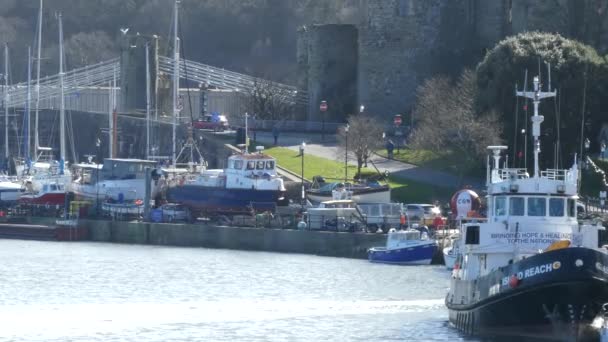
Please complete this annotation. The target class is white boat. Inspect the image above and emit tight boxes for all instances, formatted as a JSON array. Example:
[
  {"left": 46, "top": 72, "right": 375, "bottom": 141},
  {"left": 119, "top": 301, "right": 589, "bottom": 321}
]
[
  {"left": 70, "top": 158, "right": 159, "bottom": 202},
  {"left": 446, "top": 74, "right": 608, "bottom": 340},
  {"left": 306, "top": 177, "right": 391, "bottom": 204},
  {"left": 0, "top": 179, "right": 24, "bottom": 203}
]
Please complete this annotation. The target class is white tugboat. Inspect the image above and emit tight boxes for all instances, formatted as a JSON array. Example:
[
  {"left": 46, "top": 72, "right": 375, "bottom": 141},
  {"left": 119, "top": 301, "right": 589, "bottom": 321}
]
[{"left": 446, "top": 74, "right": 608, "bottom": 340}]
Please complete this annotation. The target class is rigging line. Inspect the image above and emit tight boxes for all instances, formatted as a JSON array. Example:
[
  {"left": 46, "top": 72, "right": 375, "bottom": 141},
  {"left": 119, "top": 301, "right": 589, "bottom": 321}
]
[
  {"left": 553, "top": 86, "right": 560, "bottom": 169},
  {"left": 513, "top": 84, "right": 520, "bottom": 167},
  {"left": 66, "top": 109, "right": 77, "bottom": 163},
  {"left": 178, "top": 13, "right": 195, "bottom": 125}
]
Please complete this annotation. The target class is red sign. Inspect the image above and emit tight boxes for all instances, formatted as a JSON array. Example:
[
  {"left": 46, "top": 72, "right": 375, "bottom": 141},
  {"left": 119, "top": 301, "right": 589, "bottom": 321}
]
[
  {"left": 394, "top": 114, "right": 402, "bottom": 126},
  {"left": 320, "top": 101, "right": 328, "bottom": 112}
]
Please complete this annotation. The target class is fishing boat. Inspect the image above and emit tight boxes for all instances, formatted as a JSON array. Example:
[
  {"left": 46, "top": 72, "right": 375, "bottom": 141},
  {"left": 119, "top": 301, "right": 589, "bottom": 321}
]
[
  {"left": 19, "top": 181, "right": 66, "bottom": 206},
  {"left": 306, "top": 176, "right": 390, "bottom": 204},
  {"left": 368, "top": 228, "right": 438, "bottom": 265},
  {"left": 446, "top": 75, "right": 608, "bottom": 340},
  {"left": 166, "top": 147, "right": 285, "bottom": 215},
  {"left": 70, "top": 158, "right": 159, "bottom": 202}
]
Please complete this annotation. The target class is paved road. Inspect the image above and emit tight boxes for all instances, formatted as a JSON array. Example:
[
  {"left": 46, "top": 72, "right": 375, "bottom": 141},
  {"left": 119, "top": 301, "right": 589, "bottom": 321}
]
[{"left": 250, "top": 131, "right": 483, "bottom": 190}]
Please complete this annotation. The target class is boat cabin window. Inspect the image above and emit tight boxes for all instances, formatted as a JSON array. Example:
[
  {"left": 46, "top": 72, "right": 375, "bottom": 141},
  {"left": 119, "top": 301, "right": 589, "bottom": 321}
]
[
  {"left": 568, "top": 199, "right": 576, "bottom": 217},
  {"left": 246, "top": 161, "right": 255, "bottom": 170},
  {"left": 527, "top": 197, "right": 546, "bottom": 217},
  {"left": 256, "top": 161, "right": 265, "bottom": 170},
  {"left": 494, "top": 196, "right": 506, "bottom": 216},
  {"left": 549, "top": 198, "right": 565, "bottom": 217},
  {"left": 234, "top": 160, "right": 243, "bottom": 170},
  {"left": 509, "top": 197, "right": 524, "bottom": 216},
  {"left": 228, "top": 160, "right": 235, "bottom": 169},
  {"left": 265, "top": 161, "right": 275, "bottom": 170},
  {"left": 465, "top": 225, "right": 480, "bottom": 245},
  {"left": 50, "top": 184, "right": 57, "bottom": 191}
]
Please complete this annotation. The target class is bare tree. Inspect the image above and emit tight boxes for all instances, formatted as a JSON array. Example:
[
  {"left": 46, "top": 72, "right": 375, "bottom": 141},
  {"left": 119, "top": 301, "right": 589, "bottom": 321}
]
[
  {"left": 410, "top": 69, "right": 503, "bottom": 179},
  {"left": 338, "top": 113, "right": 384, "bottom": 178},
  {"left": 249, "top": 78, "right": 297, "bottom": 120}
]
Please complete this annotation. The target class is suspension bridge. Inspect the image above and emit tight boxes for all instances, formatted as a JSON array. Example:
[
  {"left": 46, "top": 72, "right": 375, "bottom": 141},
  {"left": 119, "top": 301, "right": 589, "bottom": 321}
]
[{"left": 3, "top": 54, "right": 308, "bottom": 116}]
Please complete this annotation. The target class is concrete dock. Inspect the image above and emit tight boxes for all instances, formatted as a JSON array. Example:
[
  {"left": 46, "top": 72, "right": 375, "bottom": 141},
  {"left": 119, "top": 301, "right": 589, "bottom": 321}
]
[{"left": 25, "top": 217, "right": 387, "bottom": 259}]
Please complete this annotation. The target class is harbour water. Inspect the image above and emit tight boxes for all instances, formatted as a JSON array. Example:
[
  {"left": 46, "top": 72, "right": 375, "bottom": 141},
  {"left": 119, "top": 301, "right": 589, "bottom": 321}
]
[{"left": 0, "top": 240, "right": 474, "bottom": 341}]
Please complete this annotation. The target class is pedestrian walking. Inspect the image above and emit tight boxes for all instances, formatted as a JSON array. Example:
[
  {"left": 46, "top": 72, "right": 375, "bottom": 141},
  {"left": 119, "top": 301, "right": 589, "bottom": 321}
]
[
  {"left": 272, "top": 125, "right": 280, "bottom": 145},
  {"left": 386, "top": 140, "right": 395, "bottom": 160}
]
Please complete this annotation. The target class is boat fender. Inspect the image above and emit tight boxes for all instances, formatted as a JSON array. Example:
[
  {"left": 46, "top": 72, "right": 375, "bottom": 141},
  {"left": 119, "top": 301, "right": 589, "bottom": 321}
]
[{"left": 508, "top": 275, "right": 519, "bottom": 288}]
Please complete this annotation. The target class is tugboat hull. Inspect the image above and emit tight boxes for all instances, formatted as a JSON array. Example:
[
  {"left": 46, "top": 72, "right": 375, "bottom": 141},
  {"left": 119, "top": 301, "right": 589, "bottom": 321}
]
[{"left": 447, "top": 248, "right": 608, "bottom": 340}]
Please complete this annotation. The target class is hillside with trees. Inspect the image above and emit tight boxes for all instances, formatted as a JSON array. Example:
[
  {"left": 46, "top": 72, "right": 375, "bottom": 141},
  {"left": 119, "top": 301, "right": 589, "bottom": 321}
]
[{"left": 0, "top": 0, "right": 359, "bottom": 83}]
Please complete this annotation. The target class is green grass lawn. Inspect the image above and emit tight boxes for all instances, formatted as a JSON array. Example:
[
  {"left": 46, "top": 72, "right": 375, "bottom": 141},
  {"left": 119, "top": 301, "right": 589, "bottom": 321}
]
[
  {"left": 263, "top": 145, "right": 455, "bottom": 203},
  {"left": 376, "top": 147, "right": 485, "bottom": 178}
]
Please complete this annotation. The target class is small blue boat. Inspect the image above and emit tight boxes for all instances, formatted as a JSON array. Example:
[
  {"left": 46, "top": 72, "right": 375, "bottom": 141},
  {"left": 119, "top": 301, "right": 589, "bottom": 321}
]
[{"left": 368, "top": 229, "right": 438, "bottom": 265}]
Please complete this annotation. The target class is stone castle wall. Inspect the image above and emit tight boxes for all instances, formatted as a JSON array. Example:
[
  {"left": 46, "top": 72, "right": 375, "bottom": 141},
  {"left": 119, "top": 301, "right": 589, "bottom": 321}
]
[{"left": 299, "top": 0, "right": 608, "bottom": 121}]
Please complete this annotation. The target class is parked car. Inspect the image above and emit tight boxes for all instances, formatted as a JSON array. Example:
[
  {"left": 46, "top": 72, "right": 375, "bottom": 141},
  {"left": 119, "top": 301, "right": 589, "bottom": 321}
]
[
  {"left": 404, "top": 204, "right": 441, "bottom": 225},
  {"left": 192, "top": 114, "right": 229, "bottom": 131},
  {"left": 160, "top": 203, "right": 190, "bottom": 222}
]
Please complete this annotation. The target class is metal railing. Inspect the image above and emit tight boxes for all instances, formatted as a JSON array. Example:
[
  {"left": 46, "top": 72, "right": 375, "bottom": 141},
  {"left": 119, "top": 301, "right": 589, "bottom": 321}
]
[
  {"left": 498, "top": 168, "right": 529, "bottom": 180},
  {"left": 158, "top": 56, "right": 308, "bottom": 105}
]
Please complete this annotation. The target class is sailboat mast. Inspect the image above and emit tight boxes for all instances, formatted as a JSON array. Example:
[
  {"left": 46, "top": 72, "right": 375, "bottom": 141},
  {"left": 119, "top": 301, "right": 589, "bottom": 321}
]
[
  {"left": 3, "top": 44, "right": 8, "bottom": 159},
  {"left": 34, "top": 0, "right": 42, "bottom": 153},
  {"left": 58, "top": 13, "right": 66, "bottom": 165},
  {"left": 145, "top": 42, "right": 151, "bottom": 160},
  {"left": 108, "top": 79, "right": 113, "bottom": 158},
  {"left": 172, "top": 0, "right": 180, "bottom": 167},
  {"left": 26, "top": 46, "right": 31, "bottom": 162}
]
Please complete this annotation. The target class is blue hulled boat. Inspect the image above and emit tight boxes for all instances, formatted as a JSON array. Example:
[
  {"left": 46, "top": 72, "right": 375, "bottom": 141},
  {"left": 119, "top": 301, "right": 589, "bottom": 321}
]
[
  {"left": 166, "top": 149, "right": 286, "bottom": 215},
  {"left": 368, "top": 229, "right": 438, "bottom": 265}
]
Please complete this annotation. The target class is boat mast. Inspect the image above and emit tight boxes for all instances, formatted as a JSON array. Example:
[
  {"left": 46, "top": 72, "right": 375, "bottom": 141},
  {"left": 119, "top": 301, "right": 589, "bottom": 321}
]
[
  {"left": 3, "top": 44, "right": 8, "bottom": 159},
  {"left": 516, "top": 72, "right": 556, "bottom": 178},
  {"left": 26, "top": 46, "right": 31, "bottom": 163},
  {"left": 108, "top": 81, "right": 112, "bottom": 158},
  {"left": 112, "top": 66, "right": 117, "bottom": 158},
  {"left": 172, "top": 0, "right": 180, "bottom": 167},
  {"left": 145, "top": 42, "right": 151, "bottom": 160},
  {"left": 34, "top": 0, "right": 43, "bottom": 155},
  {"left": 58, "top": 13, "right": 66, "bottom": 170}
]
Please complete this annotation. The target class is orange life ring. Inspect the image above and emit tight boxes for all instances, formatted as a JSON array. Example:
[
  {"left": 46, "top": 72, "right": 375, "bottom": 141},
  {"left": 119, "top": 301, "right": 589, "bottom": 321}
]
[{"left": 135, "top": 199, "right": 143, "bottom": 206}]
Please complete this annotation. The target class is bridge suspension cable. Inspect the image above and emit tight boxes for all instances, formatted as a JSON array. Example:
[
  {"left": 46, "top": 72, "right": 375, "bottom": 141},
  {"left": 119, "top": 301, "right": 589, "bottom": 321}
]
[
  {"left": 157, "top": 55, "right": 308, "bottom": 105},
  {"left": 5, "top": 58, "right": 120, "bottom": 108}
]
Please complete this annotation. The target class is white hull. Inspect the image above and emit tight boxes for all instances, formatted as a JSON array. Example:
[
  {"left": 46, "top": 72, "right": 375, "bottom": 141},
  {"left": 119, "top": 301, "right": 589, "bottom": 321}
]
[
  {"left": 0, "top": 181, "right": 24, "bottom": 202},
  {"left": 307, "top": 190, "right": 390, "bottom": 204},
  {"left": 69, "top": 179, "right": 158, "bottom": 201}
]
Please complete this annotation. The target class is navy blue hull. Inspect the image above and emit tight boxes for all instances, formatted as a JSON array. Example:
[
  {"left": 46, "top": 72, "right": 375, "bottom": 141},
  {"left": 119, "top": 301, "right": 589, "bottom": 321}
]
[
  {"left": 447, "top": 247, "right": 608, "bottom": 340},
  {"left": 166, "top": 185, "right": 283, "bottom": 214},
  {"left": 368, "top": 242, "right": 437, "bottom": 265}
]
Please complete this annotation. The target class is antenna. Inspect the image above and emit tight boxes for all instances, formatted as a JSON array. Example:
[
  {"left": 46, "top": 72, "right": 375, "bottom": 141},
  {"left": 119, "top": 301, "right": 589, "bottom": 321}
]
[
  {"left": 515, "top": 63, "right": 557, "bottom": 179},
  {"left": 522, "top": 69, "right": 528, "bottom": 170}
]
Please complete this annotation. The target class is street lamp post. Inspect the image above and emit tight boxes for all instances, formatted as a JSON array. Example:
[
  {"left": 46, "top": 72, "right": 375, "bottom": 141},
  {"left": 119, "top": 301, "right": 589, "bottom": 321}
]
[
  {"left": 300, "top": 142, "right": 306, "bottom": 211},
  {"left": 344, "top": 124, "right": 349, "bottom": 183},
  {"left": 320, "top": 100, "right": 327, "bottom": 142}
]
